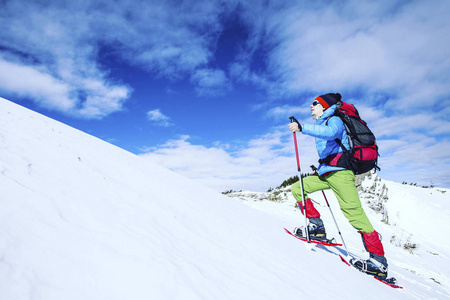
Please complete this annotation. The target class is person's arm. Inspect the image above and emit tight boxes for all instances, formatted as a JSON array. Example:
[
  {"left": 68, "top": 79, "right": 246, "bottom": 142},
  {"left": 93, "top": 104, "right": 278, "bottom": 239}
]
[{"left": 302, "top": 117, "right": 343, "bottom": 140}]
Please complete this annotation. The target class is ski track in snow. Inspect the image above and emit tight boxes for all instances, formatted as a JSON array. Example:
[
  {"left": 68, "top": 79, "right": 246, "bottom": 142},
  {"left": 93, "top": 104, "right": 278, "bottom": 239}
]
[{"left": 1, "top": 97, "right": 450, "bottom": 299}]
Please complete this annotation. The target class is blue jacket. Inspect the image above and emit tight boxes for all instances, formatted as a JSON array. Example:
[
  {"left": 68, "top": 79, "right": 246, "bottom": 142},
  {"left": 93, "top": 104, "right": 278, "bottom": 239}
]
[{"left": 301, "top": 105, "right": 350, "bottom": 176}]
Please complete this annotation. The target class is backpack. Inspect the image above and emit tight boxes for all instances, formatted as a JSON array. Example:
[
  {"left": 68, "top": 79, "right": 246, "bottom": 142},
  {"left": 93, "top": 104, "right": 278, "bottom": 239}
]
[{"left": 319, "top": 101, "right": 380, "bottom": 174}]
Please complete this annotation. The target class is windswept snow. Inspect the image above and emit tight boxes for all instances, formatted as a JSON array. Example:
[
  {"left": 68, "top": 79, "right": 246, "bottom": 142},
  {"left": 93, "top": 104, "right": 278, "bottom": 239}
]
[{"left": 1, "top": 97, "right": 449, "bottom": 299}]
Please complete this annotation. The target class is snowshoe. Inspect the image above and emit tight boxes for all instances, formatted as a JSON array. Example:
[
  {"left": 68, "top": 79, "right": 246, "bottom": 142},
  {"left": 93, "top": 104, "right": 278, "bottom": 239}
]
[
  {"left": 285, "top": 228, "right": 342, "bottom": 247},
  {"left": 350, "top": 257, "right": 388, "bottom": 280},
  {"left": 293, "top": 223, "right": 327, "bottom": 242}
]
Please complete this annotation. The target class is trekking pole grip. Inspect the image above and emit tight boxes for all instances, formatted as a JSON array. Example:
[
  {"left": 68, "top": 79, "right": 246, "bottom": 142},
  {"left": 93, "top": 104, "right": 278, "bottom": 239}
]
[{"left": 289, "top": 116, "right": 300, "bottom": 126}]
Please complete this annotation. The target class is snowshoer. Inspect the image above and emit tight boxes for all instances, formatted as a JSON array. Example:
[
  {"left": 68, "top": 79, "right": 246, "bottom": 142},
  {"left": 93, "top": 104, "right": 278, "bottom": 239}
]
[{"left": 288, "top": 93, "right": 388, "bottom": 279}]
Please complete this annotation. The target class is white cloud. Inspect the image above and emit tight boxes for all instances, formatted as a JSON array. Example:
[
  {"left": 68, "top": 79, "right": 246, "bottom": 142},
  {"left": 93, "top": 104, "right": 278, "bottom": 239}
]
[
  {"left": 141, "top": 99, "right": 450, "bottom": 191},
  {"left": 264, "top": 105, "right": 311, "bottom": 121},
  {"left": 0, "top": 0, "right": 227, "bottom": 117},
  {"left": 94, "top": 0, "right": 228, "bottom": 79},
  {"left": 0, "top": 0, "right": 133, "bottom": 119},
  {"left": 141, "top": 120, "right": 450, "bottom": 191},
  {"left": 377, "top": 137, "right": 450, "bottom": 188},
  {"left": 0, "top": 57, "right": 73, "bottom": 111},
  {"left": 349, "top": 105, "right": 450, "bottom": 188},
  {"left": 237, "top": 1, "right": 450, "bottom": 111},
  {"left": 140, "top": 132, "right": 318, "bottom": 192},
  {"left": 4, "top": 0, "right": 447, "bottom": 116},
  {"left": 147, "top": 109, "right": 173, "bottom": 127},
  {"left": 191, "top": 68, "right": 231, "bottom": 97}
]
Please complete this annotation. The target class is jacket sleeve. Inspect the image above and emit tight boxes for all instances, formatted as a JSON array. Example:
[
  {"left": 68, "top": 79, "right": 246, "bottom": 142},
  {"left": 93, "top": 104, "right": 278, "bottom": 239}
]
[{"left": 301, "top": 117, "right": 344, "bottom": 140}]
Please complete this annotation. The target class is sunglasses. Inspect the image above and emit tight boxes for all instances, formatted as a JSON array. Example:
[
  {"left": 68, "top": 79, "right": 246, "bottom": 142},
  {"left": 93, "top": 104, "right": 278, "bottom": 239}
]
[{"left": 312, "top": 101, "right": 321, "bottom": 106}]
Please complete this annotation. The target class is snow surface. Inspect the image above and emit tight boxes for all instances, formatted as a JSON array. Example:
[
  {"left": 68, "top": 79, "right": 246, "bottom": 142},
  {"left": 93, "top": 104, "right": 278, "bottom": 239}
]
[{"left": 1, "top": 97, "right": 449, "bottom": 299}]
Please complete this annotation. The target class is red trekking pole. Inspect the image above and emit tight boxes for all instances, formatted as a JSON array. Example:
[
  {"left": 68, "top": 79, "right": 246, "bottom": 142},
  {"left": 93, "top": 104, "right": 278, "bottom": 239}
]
[{"left": 289, "top": 116, "right": 310, "bottom": 243}]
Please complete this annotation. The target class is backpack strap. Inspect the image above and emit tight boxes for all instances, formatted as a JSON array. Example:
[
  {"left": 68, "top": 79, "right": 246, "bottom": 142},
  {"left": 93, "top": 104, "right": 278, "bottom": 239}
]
[
  {"left": 318, "top": 157, "right": 330, "bottom": 165},
  {"left": 320, "top": 115, "right": 349, "bottom": 165},
  {"left": 324, "top": 115, "right": 349, "bottom": 152},
  {"left": 318, "top": 138, "right": 349, "bottom": 165},
  {"left": 325, "top": 115, "right": 336, "bottom": 126},
  {"left": 334, "top": 138, "right": 349, "bottom": 152}
]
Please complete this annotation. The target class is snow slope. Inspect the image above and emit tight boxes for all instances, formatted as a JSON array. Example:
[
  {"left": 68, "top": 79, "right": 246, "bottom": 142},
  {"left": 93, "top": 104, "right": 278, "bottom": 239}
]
[
  {"left": 229, "top": 177, "right": 450, "bottom": 299},
  {"left": 0, "top": 97, "right": 448, "bottom": 299}
]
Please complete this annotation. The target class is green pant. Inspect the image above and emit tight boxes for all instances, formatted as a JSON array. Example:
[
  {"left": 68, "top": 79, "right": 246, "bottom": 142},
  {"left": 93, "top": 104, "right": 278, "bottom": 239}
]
[{"left": 291, "top": 170, "right": 374, "bottom": 233}]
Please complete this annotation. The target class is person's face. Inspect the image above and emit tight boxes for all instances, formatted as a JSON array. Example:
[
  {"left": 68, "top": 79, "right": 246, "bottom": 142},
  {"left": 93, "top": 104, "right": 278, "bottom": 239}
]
[{"left": 311, "top": 100, "right": 325, "bottom": 119}]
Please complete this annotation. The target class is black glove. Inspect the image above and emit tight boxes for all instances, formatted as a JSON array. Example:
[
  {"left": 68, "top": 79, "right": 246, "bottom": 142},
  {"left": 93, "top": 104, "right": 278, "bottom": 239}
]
[{"left": 289, "top": 116, "right": 302, "bottom": 132}]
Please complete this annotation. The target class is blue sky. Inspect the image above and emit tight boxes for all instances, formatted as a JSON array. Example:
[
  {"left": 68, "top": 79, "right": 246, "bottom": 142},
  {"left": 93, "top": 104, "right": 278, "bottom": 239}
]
[{"left": 1, "top": 0, "right": 449, "bottom": 191}]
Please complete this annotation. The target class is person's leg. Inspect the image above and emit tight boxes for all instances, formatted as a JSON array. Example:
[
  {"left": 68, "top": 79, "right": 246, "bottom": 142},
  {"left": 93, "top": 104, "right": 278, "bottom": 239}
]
[
  {"left": 291, "top": 175, "right": 329, "bottom": 218},
  {"left": 325, "top": 170, "right": 374, "bottom": 232},
  {"left": 361, "top": 231, "right": 387, "bottom": 266},
  {"left": 326, "top": 170, "right": 388, "bottom": 272},
  {"left": 291, "top": 175, "right": 330, "bottom": 238}
]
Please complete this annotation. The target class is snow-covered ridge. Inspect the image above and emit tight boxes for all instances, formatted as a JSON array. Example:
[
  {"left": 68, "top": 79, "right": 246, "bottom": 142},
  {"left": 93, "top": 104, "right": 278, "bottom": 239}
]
[{"left": 1, "top": 97, "right": 449, "bottom": 299}]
